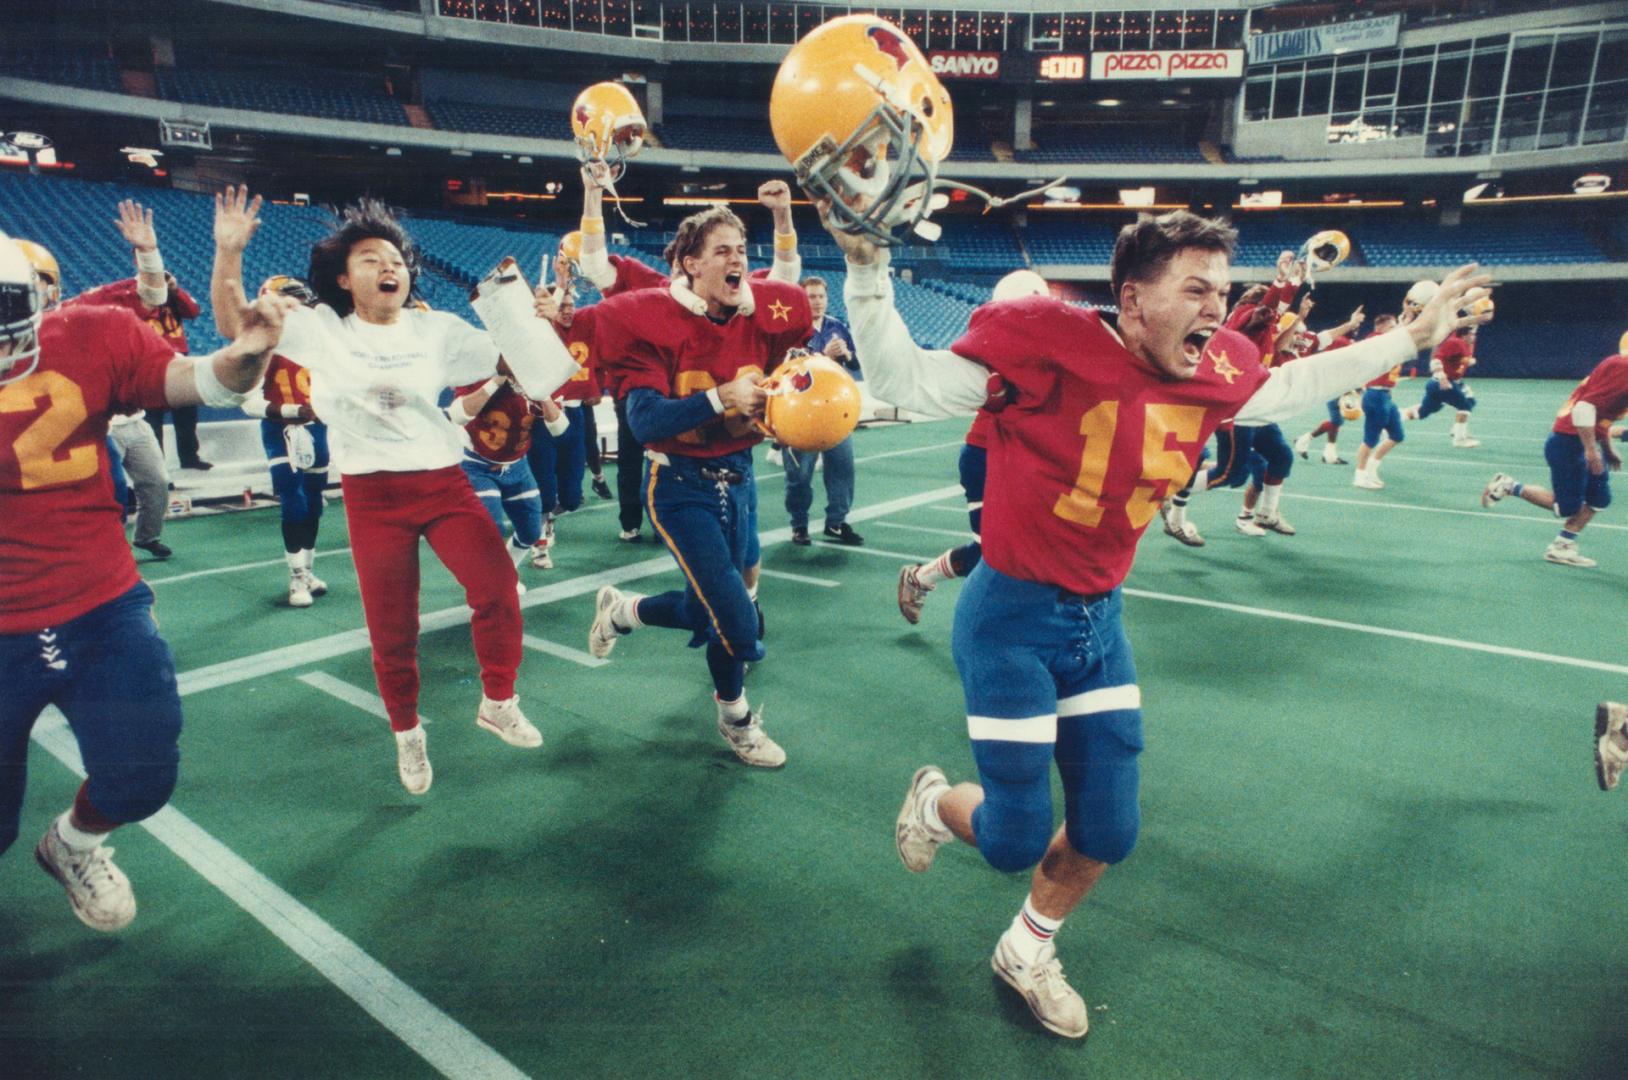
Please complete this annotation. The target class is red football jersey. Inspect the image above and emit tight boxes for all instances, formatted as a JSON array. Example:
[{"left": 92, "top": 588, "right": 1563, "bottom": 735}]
[
  {"left": 0, "top": 305, "right": 176, "bottom": 632},
  {"left": 71, "top": 279, "right": 200, "bottom": 354},
  {"left": 1434, "top": 334, "right": 1473, "bottom": 381},
  {"left": 457, "top": 381, "right": 541, "bottom": 464},
  {"left": 952, "top": 299, "right": 1269, "bottom": 595},
  {"left": 1554, "top": 354, "right": 1628, "bottom": 437},
  {"left": 593, "top": 279, "right": 813, "bottom": 458},
  {"left": 554, "top": 305, "right": 601, "bottom": 404},
  {"left": 603, "top": 254, "right": 668, "bottom": 298},
  {"left": 262, "top": 355, "right": 313, "bottom": 410},
  {"left": 966, "top": 408, "right": 994, "bottom": 449}
]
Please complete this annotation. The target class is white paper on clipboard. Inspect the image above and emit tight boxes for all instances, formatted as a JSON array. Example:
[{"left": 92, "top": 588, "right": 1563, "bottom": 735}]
[{"left": 470, "top": 257, "right": 578, "bottom": 400}]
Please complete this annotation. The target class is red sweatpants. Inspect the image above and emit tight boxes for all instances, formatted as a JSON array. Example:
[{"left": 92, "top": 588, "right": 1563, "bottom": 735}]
[{"left": 340, "top": 466, "right": 521, "bottom": 731}]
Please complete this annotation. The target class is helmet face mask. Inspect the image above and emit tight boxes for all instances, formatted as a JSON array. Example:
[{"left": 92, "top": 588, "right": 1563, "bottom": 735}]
[
  {"left": 259, "top": 274, "right": 318, "bottom": 307},
  {"left": 571, "top": 83, "right": 646, "bottom": 183},
  {"left": 0, "top": 235, "right": 43, "bottom": 385}
]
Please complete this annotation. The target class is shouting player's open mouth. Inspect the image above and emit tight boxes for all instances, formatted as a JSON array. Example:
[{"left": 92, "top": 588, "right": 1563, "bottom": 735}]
[
  {"left": 1182, "top": 326, "right": 1216, "bottom": 365},
  {"left": 723, "top": 270, "right": 743, "bottom": 292},
  {"left": 378, "top": 276, "right": 401, "bottom": 294}
]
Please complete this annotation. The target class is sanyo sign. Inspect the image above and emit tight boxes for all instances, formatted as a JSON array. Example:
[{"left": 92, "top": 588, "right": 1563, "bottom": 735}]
[{"left": 928, "top": 51, "right": 1002, "bottom": 80}]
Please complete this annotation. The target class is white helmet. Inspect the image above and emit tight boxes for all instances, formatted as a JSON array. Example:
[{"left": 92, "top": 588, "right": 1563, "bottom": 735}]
[
  {"left": 1404, "top": 279, "right": 1439, "bottom": 311},
  {"left": 0, "top": 230, "right": 43, "bottom": 385},
  {"left": 992, "top": 269, "right": 1048, "bottom": 302}
]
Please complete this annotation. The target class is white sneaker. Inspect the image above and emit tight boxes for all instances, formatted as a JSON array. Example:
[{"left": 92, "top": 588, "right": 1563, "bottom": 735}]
[
  {"left": 1452, "top": 436, "right": 1482, "bottom": 449},
  {"left": 1322, "top": 445, "right": 1347, "bottom": 465},
  {"left": 991, "top": 935, "right": 1089, "bottom": 1039},
  {"left": 477, "top": 695, "right": 542, "bottom": 748},
  {"left": 302, "top": 567, "right": 328, "bottom": 596},
  {"left": 1402, "top": 406, "right": 1420, "bottom": 421},
  {"left": 1293, "top": 432, "right": 1312, "bottom": 459},
  {"left": 1596, "top": 702, "right": 1628, "bottom": 792},
  {"left": 766, "top": 445, "right": 784, "bottom": 467},
  {"left": 395, "top": 726, "right": 432, "bottom": 795},
  {"left": 288, "top": 572, "right": 313, "bottom": 608},
  {"left": 1544, "top": 539, "right": 1597, "bottom": 568},
  {"left": 895, "top": 765, "right": 952, "bottom": 872},
  {"left": 897, "top": 564, "right": 934, "bottom": 625},
  {"left": 1353, "top": 471, "right": 1384, "bottom": 490},
  {"left": 1481, "top": 472, "right": 1515, "bottom": 507},
  {"left": 1234, "top": 514, "right": 1266, "bottom": 536},
  {"left": 588, "top": 585, "right": 638, "bottom": 659},
  {"left": 618, "top": 529, "right": 640, "bottom": 542},
  {"left": 717, "top": 704, "right": 786, "bottom": 768},
  {"left": 35, "top": 822, "right": 136, "bottom": 932},
  {"left": 1159, "top": 503, "right": 1205, "bottom": 547},
  {"left": 1255, "top": 513, "right": 1296, "bottom": 536},
  {"left": 531, "top": 540, "right": 553, "bottom": 570}
]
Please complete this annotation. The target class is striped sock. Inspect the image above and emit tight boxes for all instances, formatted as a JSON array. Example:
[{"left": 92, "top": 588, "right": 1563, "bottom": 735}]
[
  {"left": 1559, "top": 529, "right": 1579, "bottom": 542},
  {"left": 915, "top": 550, "right": 958, "bottom": 587},
  {"left": 1511, "top": 482, "right": 1524, "bottom": 497},
  {"left": 1005, "top": 895, "right": 1062, "bottom": 965}
]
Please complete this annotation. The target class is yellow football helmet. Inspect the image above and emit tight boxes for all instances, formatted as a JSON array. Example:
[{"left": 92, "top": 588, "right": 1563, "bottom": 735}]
[
  {"left": 571, "top": 82, "right": 646, "bottom": 179},
  {"left": 1404, "top": 279, "right": 1439, "bottom": 313},
  {"left": 770, "top": 14, "right": 954, "bottom": 246},
  {"left": 558, "top": 230, "right": 584, "bottom": 274},
  {"left": 1619, "top": 329, "right": 1628, "bottom": 356},
  {"left": 760, "top": 351, "right": 861, "bottom": 452},
  {"left": 1339, "top": 390, "right": 1363, "bottom": 422},
  {"left": 1299, "top": 229, "right": 1351, "bottom": 273},
  {"left": 1464, "top": 295, "right": 1494, "bottom": 320},
  {"left": 14, "top": 238, "right": 59, "bottom": 308},
  {"left": 258, "top": 274, "right": 318, "bottom": 307},
  {"left": 0, "top": 231, "right": 44, "bottom": 385}
]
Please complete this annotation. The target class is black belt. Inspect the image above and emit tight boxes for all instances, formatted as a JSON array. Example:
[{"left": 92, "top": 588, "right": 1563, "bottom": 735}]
[{"left": 700, "top": 466, "right": 745, "bottom": 485}]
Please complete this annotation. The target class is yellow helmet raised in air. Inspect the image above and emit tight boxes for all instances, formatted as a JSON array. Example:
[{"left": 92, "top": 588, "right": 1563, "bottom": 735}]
[
  {"left": 1300, "top": 229, "right": 1351, "bottom": 273},
  {"left": 770, "top": 14, "right": 954, "bottom": 246},
  {"left": 571, "top": 82, "right": 646, "bottom": 180}
]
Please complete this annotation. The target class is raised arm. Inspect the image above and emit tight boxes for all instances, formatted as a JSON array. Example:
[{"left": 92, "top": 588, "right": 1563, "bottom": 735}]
[
  {"left": 1238, "top": 264, "right": 1491, "bottom": 423},
  {"left": 115, "top": 200, "right": 168, "bottom": 310},
  {"left": 211, "top": 185, "right": 263, "bottom": 338},
  {"left": 165, "top": 292, "right": 293, "bottom": 408},
  {"left": 576, "top": 162, "right": 620, "bottom": 291},
  {"left": 758, "top": 180, "right": 802, "bottom": 285}
]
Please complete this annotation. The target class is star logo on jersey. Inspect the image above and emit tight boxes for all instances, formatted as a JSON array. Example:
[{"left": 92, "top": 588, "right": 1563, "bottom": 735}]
[
  {"left": 767, "top": 299, "right": 791, "bottom": 322},
  {"left": 1210, "top": 349, "right": 1240, "bottom": 385}
]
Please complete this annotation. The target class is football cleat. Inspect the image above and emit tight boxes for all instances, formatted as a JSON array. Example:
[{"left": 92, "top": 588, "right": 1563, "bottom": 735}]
[
  {"left": 897, "top": 564, "right": 935, "bottom": 625},
  {"left": 991, "top": 936, "right": 1089, "bottom": 1039},
  {"left": 531, "top": 540, "right": 553, "bottom": 569},
  {"left": 395, "top": 726, "right": 432, "bottom": 795},
  {"left": 1353, "top": 471, "right": 1384, "bottom": 490},
  {"left": 1159, "top": 503, "right": 1205, "bottom": 547},
  {"left": 618, "top": 529, "right": 641, "bottom": 543},
  {"left": 716, "top": 704, "right": 786, "bottom": 768},
  {"left": 1254, "top": 513, "right": 1296, "bottom": 536},
  {"left": 302, "top": 566, "right": 328, "bottom": 596},
  {"left": 34, "top": 822, "right": 136, "bottom": 933},
  {"left": 588, "top": 585, "right": 637, "bottom": 659},
  {"left": 1543, "top": 539, "right": 1597, "bottom": 568},
  {"left": 1452, "top": 436, "right": 1481, "bottom": 449},
  {"left": 1481, "top": 473, "right": 1515, "bottom": 507},
  {"left": 895, "top": 765, "right": 952, "bottom": 872},
  {"left": 477, "top": 695, "right": 542, "bottom": 748},
  {"left": 1234, "top": 514, "right": 1266, "bottom": 537},
  {"left": 1322, "top": 445, "right": 1347, "bottom": 465},
  {"left": 1292, "top": 432, "right": 1312, "bottom": 459},
  {"left": 1402, "top": 406, "right": 1420, "bottom": 421},
  {"left": 288, "top": 572, "right": 313, "bottom": 609},
  {"left": 1596, "top": 702, "right": 1628, "bottom": 792}
]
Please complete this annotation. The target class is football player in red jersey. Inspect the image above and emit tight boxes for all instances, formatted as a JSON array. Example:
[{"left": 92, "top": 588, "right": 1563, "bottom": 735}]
[
  {"left": 586, "top": 205, "right": 812, "bottom": 767},
  {"left": 825, "top": 206, "right": 1488, "bottom": 1038},
  {"left": 1403, "top": 325, "right": 1480, "bottom": 447},
  {"left": 1480, "top": 350, "right": 1628, "bottom": 567},
  {"left": 0, "top": 230, "right": 290, "bottom": 933}
]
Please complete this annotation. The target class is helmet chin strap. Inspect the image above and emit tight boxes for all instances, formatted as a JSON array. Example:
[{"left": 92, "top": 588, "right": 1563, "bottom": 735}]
[{"left": 933, "top": 175, "right": 1071, "bottom": 213}]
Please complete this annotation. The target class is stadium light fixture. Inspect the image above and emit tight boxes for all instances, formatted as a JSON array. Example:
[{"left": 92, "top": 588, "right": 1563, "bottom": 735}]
[
  {"left": 385, "top": 147, "right": 403, "bottom": 157},
  {"left": 1097, "top": 99, "right": 1122, "bottom": 107},
  {"left": 1119, "top": 187, "right": 1156, "bottom": 207}
]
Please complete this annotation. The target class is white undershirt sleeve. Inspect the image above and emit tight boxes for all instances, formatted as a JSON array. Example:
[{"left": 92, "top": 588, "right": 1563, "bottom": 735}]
[{"left": 842, "top": 253, "right": 988, "bottom": 417}]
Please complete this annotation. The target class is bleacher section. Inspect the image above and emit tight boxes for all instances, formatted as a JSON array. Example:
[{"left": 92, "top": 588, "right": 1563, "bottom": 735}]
[
  {"left": 1016, "top": 130, "right": 1209, "bottom": 165},
  {"left": 1023, "top": 222, "right": 1118, "bottom": 267},
  {"left": 654, "top": 116, "right": 781, "bottom": 156},
  {"left": 0, "top": 43, "right": 124, "bottom": 94},
  {"left": 422, "top": 100, "right": 574, "bottom": 140},
  {"left": 1356, "top": 219, "right": 1610, "bottom": 267},
  {"left": 156, "top": 60, "right": 408, "bottom": 127}
]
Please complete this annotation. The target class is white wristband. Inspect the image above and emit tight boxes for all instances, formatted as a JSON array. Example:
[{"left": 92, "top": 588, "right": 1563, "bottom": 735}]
[
  {"left": 280, "top": 403, "right": 305, "bottom": 420},
  {"left": 705, "top": 387, "right": 725, "bottom": 414},
  {"left": 192, "top": 353, "right": 248, "bottom": 407},
  {"left": 135, "top": 248, "right": 165, "bottom": 274}
]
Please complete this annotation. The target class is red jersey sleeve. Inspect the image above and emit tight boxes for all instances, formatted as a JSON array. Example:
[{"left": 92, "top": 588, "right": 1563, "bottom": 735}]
[
  {"left": 591, "top": 291, "right": 678, "bottom": 398},
  {"left": 1434, "top": 335, "right": 1472, "bottom": 380},
  {"left": 69, "top": 279, "right": 142, "bottom": 313},
  {"left": 951, "top": 296, "right": 1072, "bottom": 402},
  {"left": 169, "top": 283, "right": 202, "bottom": 320},
  {"left": 605, "top": 254, "right": 669, "bottom": 297},
  {"left": 102, "top": 307, "right": 178, "bottom": 412}
]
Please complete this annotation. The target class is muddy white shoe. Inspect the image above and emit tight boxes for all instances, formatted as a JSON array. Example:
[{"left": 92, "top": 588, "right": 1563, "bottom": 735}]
[
  {"left": 717, "top": 705, "right": 786, "bottom": 768},
  {"left": 1544, "top": 539, "right": 1596, "bottom": 568},
  {"left": 1293, "top": 432, "right": 1312, "bottom": 459},
  {"left": 531, "top": 540, "right": 553, "bottom": 570},
  {"left": 991, "top": 935, "right": 1089, "bottom": 1039},
  {"left": 895, "top": 765, "right": 952, "bottom": 872},
  {"left": 1159, "top": 503, "right": 1205, "bottom": 547},
  {"left": 35, "top": 822, "right": 136, "bottom": 932},
  {"left": 897, "top": 564, "right": 934, "bottom": 625},
  {"left": 302, "top": 567, "right": 328, "bottom": 596},
  {"left": 1353, "top": 471, "right": 1384, "bottom": 490},
  {"left": 1234, "top": 514, "right": 1266, "bottom": 537},
  {"left": 1595, "top": 702, "right": 1628, "bottom": 792},
  {"left": 1255, "top": 513, "right": 1296, "bottom": 536},
  {"left": 1452, "top": 436, "right": 1481, "bottom": 449},
  {"left": 477, "top": 695, "right": 542, "bottom": 748},
  {"left": 1481, "top": 472, "right": 1515, "bottom": 507},
  {"left": 1322, "top": 445, "right": 1347, "bottom": 465},
  {"left": 395, "top": 726, "right": 432, "bottom": 795},
  {"left": 288, "top": 571, "right": 313, "bottom": 608},
  {"left": 589, "top": 585, "right": 638, "bottom": 659}
]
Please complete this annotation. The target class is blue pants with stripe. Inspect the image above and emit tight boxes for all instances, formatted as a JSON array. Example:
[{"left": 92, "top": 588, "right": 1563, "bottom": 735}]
[
  {"left": 1415, "top": 378, "right": 1476, "bottom": 419},
  {"left": 640, "top": 450, "right": 764, "bottom": 702},
  {"left": 0, "top": 583, "right": 182, "bottom": 855},
  {"left": 461, "top": 453, "right": 543, "bottom": 547},
  {"left": 951, "top": 563, "right": 1143, "bottom": 872},
  {"left": 1547, "top": 431, "right": 1613, "bottom": 517},
  {"left": 552, "top": 405, "right": 587, "bottom": 513},
  {"left": 1362, "top": 388, "right": 1405, "bottom": 447},
  {"left": 260, "top": 419, "right": 329, "bottom": 526}
]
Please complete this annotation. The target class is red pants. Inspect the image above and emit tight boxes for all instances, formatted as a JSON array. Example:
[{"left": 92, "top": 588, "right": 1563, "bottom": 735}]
[{"left": 341, "top": 467, "right": 521, "bottom": 731}]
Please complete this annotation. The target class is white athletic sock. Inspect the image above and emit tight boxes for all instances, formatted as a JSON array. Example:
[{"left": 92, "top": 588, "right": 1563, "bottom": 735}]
[
  {"left": 506, "top": 536, "right": 531, "bottom": 569},
  {"left": 916, "top": 550, "right": 957, "bottom": 587},
  {"left": 1452, "top": 420, "right": 1467, "bottom": 440},
  {"left": 1166, "top": 503, "right": 1188, "bottom": 528},
  {"left": 716, "top": 694, "right": 750, "bottom": 724},
  {"left": 56, "top": 810, "right": 105, "bottom": 852},
  {"left": 921, "top": 783, "right": 949, "bottom": 835},
  {"left": 1004, "top": 895, "right": 1062, "bottom": 965},
  {"left": 618, "top": 595, "right": 643, "bottom": 630},
  {"left": 299, "top": 548, "right": 315, "bottom": 572},
  {"left": 746, "top": 583, "right": 758, "bottom": 602},
  {"left": 1259, "top": 484, "right": 1282, "bottom": 518},
  {"left": 284, "top": 551, "right": 303, "bottom": 573}
]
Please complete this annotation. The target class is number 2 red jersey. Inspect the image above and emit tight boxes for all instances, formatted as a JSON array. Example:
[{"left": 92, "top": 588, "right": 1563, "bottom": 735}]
[
  {"left": 593, "top": 279, "right": 812, "bottom": 458},
  {"left": 952, "top": 299, "right": 1269, "bottom": 595},
  {"left": 0, "top": 305, "right": 176, "bottom": 632},
  {"left": 1554, "top": 354, "right": 1628, "bottom": 437},
  {"left": 553, "top": 305, "right": 601, "bottom": 404}
]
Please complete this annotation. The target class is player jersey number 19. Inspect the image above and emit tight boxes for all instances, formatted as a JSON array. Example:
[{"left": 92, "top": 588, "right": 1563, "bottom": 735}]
[
  {"left": 0, "top": 371, "right": 100, "bottom": 490},
  {"left": 1053, "top": 402, "right": 1207, "bottom": 529}
]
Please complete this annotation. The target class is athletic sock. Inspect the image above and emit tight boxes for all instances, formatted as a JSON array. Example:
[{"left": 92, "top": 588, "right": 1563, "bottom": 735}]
[
  {"left": 1004, "top": 895, "right": 1062, "bottom": 965},
  {"left": 1559, "top": 529, "right": 1579, "bottom": 542},
  {"left": 716, "top": 693, "right": 751, "bottom": 726},
  {"left": 55, "top": 810, "right": 106, "bottom": 853},
  {"left": 915, "top": 550, "right": 957, "bottom": 587},
  {"left": 284, "top": 550, "right": 303, "bottom": 573},
  {"left": 1259, "top": 484, "right": 1282, "bottom": 518},
  {"left": 1511, "top": 482, "right": 1525, "bottom": 497}
]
